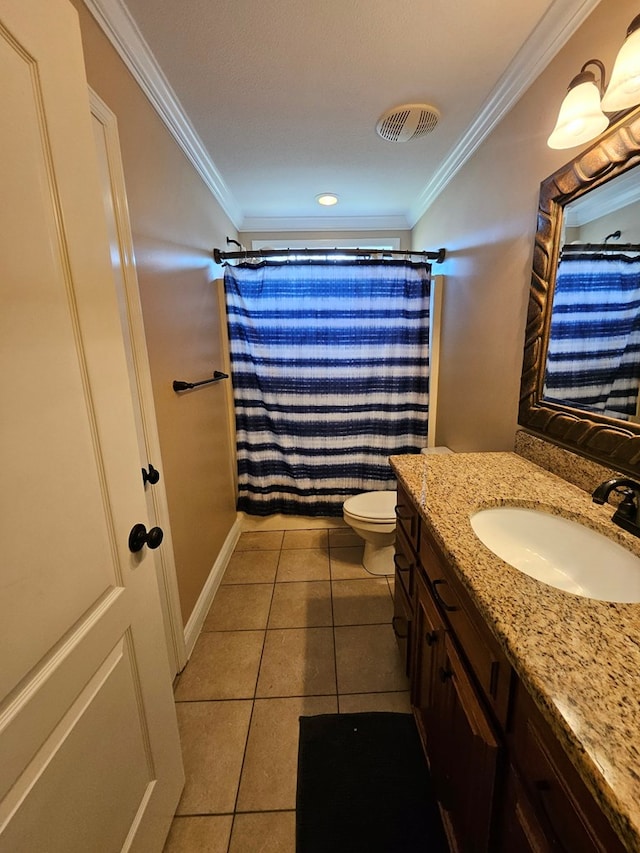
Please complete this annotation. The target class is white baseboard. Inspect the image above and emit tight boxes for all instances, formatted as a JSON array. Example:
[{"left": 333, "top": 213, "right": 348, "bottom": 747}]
[{"left": 183, "top": 516, "right": 243, "bottom": 660}]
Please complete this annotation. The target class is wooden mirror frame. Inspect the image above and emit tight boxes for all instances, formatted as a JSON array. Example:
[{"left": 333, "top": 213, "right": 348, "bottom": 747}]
[{"left": 519, "top": 106, "right": 640, "bottom": 476}]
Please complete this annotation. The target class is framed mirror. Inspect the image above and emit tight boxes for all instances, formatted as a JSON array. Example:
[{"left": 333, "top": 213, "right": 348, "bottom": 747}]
[{"left": 519, "top": 105, "right": 640, "bottom": 476}]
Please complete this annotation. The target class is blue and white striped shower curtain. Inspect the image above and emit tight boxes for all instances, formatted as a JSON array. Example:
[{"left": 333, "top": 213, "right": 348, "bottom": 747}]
[
  {"left": 544, "top": 255, "right": 640, "bottom": 418},
  {"left": 224, "top": 261, "right": 431, "bottom": 515}
]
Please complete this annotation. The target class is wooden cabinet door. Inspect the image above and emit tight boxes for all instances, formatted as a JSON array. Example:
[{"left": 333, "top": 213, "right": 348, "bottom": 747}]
[
  {"left": 498, "top": 764, "right": 553, "bottom": 853},
  {"left": 413, "top": 570, "right": 447, "bottom": 785},
  {"left": 414, "top": 571, "right": 500, "bottom": 851},
  {"left": 510, "top": 685, "right": 626, "bottom": 853},
  {"left": 392, "top": 576, "right": 413, "bottom": 677},
  {"left": 396, "top": 482, "right": 420, "bottom": 550},
  {"left": 438, "top": 635, "right": 501, "bottom": 852}
]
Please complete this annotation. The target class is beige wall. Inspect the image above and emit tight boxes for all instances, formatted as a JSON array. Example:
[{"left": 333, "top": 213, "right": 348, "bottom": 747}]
[
  {"left": 240, "top": 229, "right": 412, "bottom": 250},
  {"left": 71, "top": 0, "right": 238, "bottom": 624},
  {"left": 412, "top": 0, "right": 637, "bottom": 452},
  {"left": 572, "top": 201, "right": 640, "bottom": 244}
]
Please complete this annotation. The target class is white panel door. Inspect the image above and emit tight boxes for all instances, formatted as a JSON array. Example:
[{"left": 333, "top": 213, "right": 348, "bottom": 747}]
[
  {"left": 0, "top": 0, "right": 184, "bottom": 850},
  {"left": 90, "top": 90, "right": 187, "bottom": 678}
]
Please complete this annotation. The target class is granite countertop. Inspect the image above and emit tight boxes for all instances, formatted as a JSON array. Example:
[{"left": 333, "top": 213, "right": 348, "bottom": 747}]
[{"left": 390, "top": 451, "right": 640, "bottom": 853}]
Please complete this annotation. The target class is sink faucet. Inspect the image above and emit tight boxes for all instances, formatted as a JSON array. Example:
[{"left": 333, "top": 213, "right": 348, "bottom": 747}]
[{"left": 592, "top": 477, "right": 640, "bottom": 537}]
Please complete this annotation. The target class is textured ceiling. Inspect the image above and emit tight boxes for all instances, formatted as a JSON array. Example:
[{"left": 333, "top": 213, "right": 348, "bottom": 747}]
[{"left": 108, "top": 0, "right": 599, "bottom": 229}]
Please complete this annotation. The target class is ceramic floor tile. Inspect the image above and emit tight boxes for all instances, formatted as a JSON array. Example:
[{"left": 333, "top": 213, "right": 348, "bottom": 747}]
[
  {"left": 276, "top": 548, "right": 330, "bottom": 582},
  {"left": 338, "top": 691, "right": 412, "bottom": 714},
  {"left": 282, "top": 528, "right": 329, "bottom": 550},
  {"left": 174, "top": 631, "right": 264, "bottom": 700},
  {"left": 328, "top": 527, "right": 361, "bottom": 548},
  {"left": 163, "top": 815, "right": 232, "bottom": 853},
  {"left": 235, "top": 530, "right": 284, "bottom": 551},
  {"left": 228, "top": 811, "right": 295, "bottom": 853},
  {"left": 331, "top": 577, "right": 394, "bottom": 625},
  {"left": 175, "top": 700, "right": 252, "bottom": 815},
  {"left": 222, "top": 550, "right": 279, "bottom": 584},
  {"left": 268, "top": 581, "right": 332, "bottom": 628},
  {"left": 329, "top": 545, "right": 369, "bottom": 580},
  {"left": 203, "top": 583, "right": 273, "bottom": 631},
  {"left": 236, "top": 696, "right": 337, "bottom": 811},
  {"left": 335, "top": 623, "right": 409, "bottom": 694},
  {"left": 256, "top": 627, "right": 336, "bottom": 697}
]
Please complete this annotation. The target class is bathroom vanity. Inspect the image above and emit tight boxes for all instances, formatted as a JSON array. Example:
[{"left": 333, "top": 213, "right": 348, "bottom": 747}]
[{"left": 390, "top": 451, "right": 640, "bottom": 853}]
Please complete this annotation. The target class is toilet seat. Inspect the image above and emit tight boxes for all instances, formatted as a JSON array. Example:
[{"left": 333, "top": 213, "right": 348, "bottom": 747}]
[{"left": 343, "top": 490, "right": 396, "bottom": 523}]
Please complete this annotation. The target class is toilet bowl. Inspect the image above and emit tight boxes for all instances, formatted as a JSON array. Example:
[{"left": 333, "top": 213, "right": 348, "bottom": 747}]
[
  {"left": 342, "top": 450, "right": 453, "bottom": 575},
  {"left": 342, "top": 490, "right": 397, "bottom": 575}
]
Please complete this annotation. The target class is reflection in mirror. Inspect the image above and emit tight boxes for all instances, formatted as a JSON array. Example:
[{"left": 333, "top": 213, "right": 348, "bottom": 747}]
[
  {"left": 542, "top": 169, "right": 640, "bottom": 422},
  {"left": 519, "top": 105, "right": 640, "bottom": 475}
]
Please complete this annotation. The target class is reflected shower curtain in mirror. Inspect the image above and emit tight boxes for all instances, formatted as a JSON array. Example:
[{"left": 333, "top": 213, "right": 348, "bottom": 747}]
[
  {"left": 544, "top": 254, "right": 640, "bottom": 419},
  {"left": 224, "top": 261, "right": 430, "bottom": 515}
]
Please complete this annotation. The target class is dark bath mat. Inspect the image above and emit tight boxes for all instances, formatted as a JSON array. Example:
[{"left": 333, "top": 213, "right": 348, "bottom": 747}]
[{"left": 296, "top": 712, "right": 448, "bottom": 853}]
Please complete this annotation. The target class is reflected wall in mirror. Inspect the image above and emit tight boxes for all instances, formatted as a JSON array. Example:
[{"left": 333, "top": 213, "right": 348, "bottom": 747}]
[{"left": 520, "top": 105, "right": 640, "bottom": 475}]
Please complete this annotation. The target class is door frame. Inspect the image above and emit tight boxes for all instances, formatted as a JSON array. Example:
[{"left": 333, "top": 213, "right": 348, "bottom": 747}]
[{"left": 90, "top": 88, "right": 186, "bottom": 675}]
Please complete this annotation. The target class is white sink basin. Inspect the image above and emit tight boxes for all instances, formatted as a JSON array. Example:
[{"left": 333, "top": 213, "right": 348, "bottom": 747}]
[{"left": 470, "top": 506, "right": 640, "bottom": 602}]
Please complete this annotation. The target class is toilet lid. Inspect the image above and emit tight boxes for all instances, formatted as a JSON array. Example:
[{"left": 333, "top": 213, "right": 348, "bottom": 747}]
[{"left": 344, "top": 490, "right": 397, "bottom": 521}]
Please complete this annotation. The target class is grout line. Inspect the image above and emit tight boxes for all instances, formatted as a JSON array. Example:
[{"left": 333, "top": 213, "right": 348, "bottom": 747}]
[
  {"left": 174, "top": 697, "right": 256, "bottom": 704},
  {"left": 263, "top": 621, "right": 392, "bottom": 631},
  {"left": 229, "top": 573, "right": 277, "bottom": 820},
  {"left": 232, "top": 808, "right": 296, "bottom": 815},
  {"left": 172, "top": 810, "right": 235, "bottom": 817},
  {"left": 329, "top": 558, "right": 340, "bottom": 712},
  {"left": 174, "top": 687, "right": 406, "bottom": 705}
]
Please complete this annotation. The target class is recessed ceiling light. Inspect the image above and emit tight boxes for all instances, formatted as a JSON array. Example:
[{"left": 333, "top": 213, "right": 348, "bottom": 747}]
[{"left": 316, "top": 193, "right": 339, "bottom": 206}]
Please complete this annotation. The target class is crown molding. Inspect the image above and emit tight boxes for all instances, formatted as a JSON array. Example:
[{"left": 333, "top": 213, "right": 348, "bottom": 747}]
[
  {"left": 85, "top": 0, "right": 601, "bottom": 232},
  {"left": 408, "top": 0, "right": 603, "bottom": 227},
  {"left": 564, "top": 167, "right": 640, "bottom": 227},
  {"left": 239, "top": 215, "right": 411, "bottom": 233},
  {"left": 83, "top": 0, "right": 243, "bottom": 228}
]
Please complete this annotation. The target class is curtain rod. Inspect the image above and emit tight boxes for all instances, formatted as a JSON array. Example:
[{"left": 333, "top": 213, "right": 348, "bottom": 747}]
[
  {"left": 563, "top": 242, "right": 640, "bottom": 253},
  {"left": 212, "top": 246, "right": 446, "bottom": 265}
]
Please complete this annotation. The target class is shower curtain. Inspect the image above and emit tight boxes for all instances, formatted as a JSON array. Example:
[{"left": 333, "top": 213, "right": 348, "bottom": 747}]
[
  {"left": 544, "top": 254, "right": 640, "bottom": 418},
  {"left": 224, "top": 261, "right": 431, "bottom": 515}
]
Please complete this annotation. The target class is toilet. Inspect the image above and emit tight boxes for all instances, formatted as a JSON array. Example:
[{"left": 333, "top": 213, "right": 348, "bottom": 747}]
[
  {"left": 342, "top": 490, "right": 397, "bottom": 575},
  {"left": 342, "top": 447, "right": 453, "bottom": 576}
]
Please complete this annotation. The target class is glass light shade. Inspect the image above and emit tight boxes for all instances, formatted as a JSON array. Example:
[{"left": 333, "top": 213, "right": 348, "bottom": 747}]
[
  {"left": 547, "top": 80, "right": 609, "bottom": 149},
  {"left": 601, "top": 26, "right": 640, "bottom": 112}
]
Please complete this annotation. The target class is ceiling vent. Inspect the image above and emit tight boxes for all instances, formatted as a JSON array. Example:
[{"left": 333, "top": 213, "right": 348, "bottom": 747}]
[{"left": 376, "top": 103, "right": 440, "bottom": 143}]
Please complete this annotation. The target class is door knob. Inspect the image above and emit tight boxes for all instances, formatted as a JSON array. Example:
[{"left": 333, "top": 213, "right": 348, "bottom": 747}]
[
  {"left": 128, "top": 523, "right": 164, "bottom": 553},
  {"left": 141, "top": 464, "right": 160, "bottom": 486}
]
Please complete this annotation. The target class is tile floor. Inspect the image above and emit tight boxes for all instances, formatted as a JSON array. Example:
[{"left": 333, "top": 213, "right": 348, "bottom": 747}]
[{"left": 163, "top": 526, "right": 411, "bottom": 852}]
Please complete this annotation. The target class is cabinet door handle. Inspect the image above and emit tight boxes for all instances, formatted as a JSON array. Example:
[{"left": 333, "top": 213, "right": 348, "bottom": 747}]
[
  {"left": 432, "top": 579, "right": 458, "bottom": 612},
  {"left": 395, "top": 504, "right": 409, "bottom": 519},
  {"left": 439, "top": 666, "right": 453, "bottom": 682},
  {"left": 425, "top": 630, "right": 438, "bottom": 646},
  {"left": 394, "top": 553, "right": 410, "bottom": 571},
  {"left": 392, "top": 615, "right": 408, "bottom": 639}
]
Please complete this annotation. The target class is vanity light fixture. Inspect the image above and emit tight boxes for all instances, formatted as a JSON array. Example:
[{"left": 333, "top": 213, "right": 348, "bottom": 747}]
[
  {"left": 547, "top": 60, "right": 609, "bottom": 149},
  {"left": 316, "top": 193, "right": 339, "bottom": 206},
  {"left": 601, "top": 13, "right": 640, "bottom": 112},
  {"left": 548, "top": 14, "right": 640, "bottom": 150}
]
